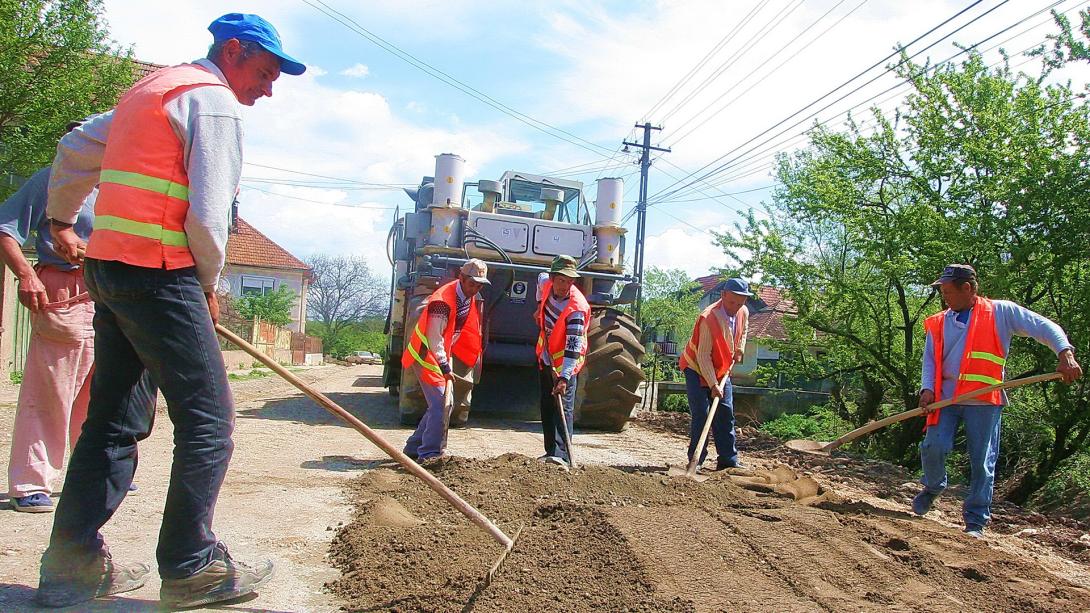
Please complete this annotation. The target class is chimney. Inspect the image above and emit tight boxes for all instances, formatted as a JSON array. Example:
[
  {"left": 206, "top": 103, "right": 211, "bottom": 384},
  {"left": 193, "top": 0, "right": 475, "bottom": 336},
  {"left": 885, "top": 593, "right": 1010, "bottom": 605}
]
[{"left": 229, "top": 197, "right": 239, "bottom": 234}]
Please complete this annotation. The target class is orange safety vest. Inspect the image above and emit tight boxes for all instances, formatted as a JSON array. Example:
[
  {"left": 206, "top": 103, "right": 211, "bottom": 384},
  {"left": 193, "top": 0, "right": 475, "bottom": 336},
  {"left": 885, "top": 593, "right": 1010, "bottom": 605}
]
[
  {"left": 679, "top": 302, "right": 749, "bottom": 387},
  {"left": 922, "top": 297, "right": 1005, "bottom": 427},
  {"left": 535, "top": 280, "right": 591, "bottom": 377},
  {"left": 401, "top": 281, "right": 483, "bottom": 387},
  {"left": 87, "top": 64, "right": 232, "bottom": 269}
]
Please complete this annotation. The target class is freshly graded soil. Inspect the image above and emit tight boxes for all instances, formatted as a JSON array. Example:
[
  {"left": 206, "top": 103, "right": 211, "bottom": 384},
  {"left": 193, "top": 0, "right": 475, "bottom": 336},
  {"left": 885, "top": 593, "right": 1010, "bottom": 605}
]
[{"left": 327, "top": 454, "right": 1090, "bottom": 612}]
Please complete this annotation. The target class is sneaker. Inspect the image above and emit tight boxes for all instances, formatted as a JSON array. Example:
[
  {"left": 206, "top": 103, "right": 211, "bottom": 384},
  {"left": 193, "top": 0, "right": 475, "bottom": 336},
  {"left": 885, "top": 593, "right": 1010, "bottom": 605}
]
[
  {"left": 36, "top": 552, "right": 150, "bottom": 607},
  {"left": 536, "top": 454, "right": 550, "bottom": 463},
  {"left": 544, "top": 456, "right": 570, "bottom": 471},
  {"left": 12, "top": 492, "right": 54, "bottom": 513},
  {"left": 965, "top": 525, "right": 985, "bottom": 539},
  {"left": 128, "top": 483, "right": 139, "bottom": 495},
  {"left": 160, "top": 543, "right": 274, "bottom": 609},
  {"left": 912, "top": 489, "right": 939, "bottom": 516},
  {"left": 716, "top": 458, "right": 745, "bottom": 471}
]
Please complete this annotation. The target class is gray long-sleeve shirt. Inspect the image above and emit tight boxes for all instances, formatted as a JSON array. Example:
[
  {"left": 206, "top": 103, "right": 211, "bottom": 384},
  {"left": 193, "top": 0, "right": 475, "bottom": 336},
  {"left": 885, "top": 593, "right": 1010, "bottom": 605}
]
[
  {"left": 921, "top": 299, "right": 1073, "bottom": 405},
  {"left": 46, "top": 58, "right": 243, "bottom": 291}
]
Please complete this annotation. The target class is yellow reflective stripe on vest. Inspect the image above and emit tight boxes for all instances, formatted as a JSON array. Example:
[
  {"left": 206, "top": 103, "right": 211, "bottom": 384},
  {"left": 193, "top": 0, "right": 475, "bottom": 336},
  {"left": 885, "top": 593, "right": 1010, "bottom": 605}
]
[
  {"left": 407, "top": 325, "right": 441, "bottom": 374},
  {"left": 100, "top": 169, "right": 190, "bottom": 201},
  {"left": 93, "top": 215, "right": 189, "bottom": 247},
  {"left": 968, "top": 351, "right": 1005, "bottom": 366},
  {"left": 959, "top": 373, "right": 1003, "bottom": 386}
]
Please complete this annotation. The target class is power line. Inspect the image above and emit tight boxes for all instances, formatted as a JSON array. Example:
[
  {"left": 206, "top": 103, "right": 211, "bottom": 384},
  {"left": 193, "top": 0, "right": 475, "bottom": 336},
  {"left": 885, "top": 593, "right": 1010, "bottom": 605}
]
[
  {"left": 240, "top": 184, "right": 398, "bottom": 209},
  {"left": 654, "top": 0, "right": 1072, "bottom": 204},
  {"left": 647, "top": 0, "right": 994, "bottom": 204},
  {"left": 664, "top": 0, "right": 869, "bottom": 148},
  {"left": 641, "top": 0, "right": 772, "bottom": 121},
  {"left": 658, "top": 0, "right": 807, "bottom": 125},
  {"left": 301, "top": 0, "right": 617, "bottom": 160}
]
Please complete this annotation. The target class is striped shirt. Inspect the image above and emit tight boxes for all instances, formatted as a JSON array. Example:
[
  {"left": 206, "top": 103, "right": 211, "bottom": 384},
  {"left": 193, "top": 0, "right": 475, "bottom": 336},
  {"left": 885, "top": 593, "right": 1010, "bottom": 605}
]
[
  {"left": 540, "top": 292, "right": 586, "bottom": 380},
  {"left": 425, "top": 282, "right": 471, "bottom": 375}
]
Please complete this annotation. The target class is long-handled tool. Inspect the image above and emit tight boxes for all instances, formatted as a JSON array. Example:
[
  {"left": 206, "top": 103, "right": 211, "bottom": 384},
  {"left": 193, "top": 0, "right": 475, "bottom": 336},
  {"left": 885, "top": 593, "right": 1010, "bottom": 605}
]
[
  {"left": 214, "top": 324, "right": 521, "bottom": 586},
  {"left": 785, "top": 372, "right": 1064, "bottom": 456},
  {"left": 550, "top": 375, "right": 578, "bottom": 470},
  {"left": 667, "top": 373, "right": 730, "bottom": 480}
]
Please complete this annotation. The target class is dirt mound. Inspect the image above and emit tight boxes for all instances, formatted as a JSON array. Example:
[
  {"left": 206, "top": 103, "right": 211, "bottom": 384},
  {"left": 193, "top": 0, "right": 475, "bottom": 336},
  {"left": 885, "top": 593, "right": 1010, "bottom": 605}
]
[{"left": 328, "top": 454, "right": 1089, "bottom": 612}]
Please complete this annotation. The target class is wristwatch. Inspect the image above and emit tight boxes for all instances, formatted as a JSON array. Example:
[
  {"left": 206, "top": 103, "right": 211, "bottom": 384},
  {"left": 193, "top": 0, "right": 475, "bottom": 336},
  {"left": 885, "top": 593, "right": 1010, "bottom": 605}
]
[{"left": 49, "top": 218, "right": 74, "bottom": 229}]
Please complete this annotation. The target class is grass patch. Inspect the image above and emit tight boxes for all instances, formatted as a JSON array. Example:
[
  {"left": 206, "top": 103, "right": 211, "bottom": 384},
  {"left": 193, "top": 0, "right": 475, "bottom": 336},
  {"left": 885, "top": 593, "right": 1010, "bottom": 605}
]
[
  {"left": 228, "top": 369, "right": 274, "bottom": 382},
  {"left": 760, "top": 405, "right": 852, "bottom": 442},
  {"left": 9, "top": 371, "right": 22, "bottom": 384}
]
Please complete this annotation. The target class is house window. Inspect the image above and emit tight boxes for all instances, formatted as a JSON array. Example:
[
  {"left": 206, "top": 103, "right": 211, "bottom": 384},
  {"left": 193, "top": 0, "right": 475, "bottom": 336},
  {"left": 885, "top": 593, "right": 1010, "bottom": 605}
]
[{"left": 240, "top": 275, "right": 276, "bottom": 296}]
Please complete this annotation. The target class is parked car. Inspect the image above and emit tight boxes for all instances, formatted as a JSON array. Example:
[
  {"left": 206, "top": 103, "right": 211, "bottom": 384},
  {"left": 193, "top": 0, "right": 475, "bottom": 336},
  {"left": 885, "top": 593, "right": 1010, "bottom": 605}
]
[{"left": 346, "top": 351, "right": 382, "bottom": 365}]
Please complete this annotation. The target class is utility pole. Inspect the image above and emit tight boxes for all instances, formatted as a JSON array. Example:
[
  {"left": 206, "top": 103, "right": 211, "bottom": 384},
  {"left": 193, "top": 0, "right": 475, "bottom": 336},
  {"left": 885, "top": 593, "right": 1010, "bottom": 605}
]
[{"left": 624, "top": 122, "right": 670, "bottom": 325}]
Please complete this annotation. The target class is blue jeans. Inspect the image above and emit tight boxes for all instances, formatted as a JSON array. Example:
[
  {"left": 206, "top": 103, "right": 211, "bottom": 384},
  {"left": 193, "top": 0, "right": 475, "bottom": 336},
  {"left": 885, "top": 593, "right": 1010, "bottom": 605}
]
[
  {"left": 919, "top": 403, "right": 1003, "bottom": 529},
  {"left": 539, "top": 368, "right": 577, "bottom": 462},
  {"left": 685, "top": 368, "right": 737, "bottom": 466},
  {"left": 41, "top": 259, "right": 234, "bottom": 581},
  {"left": 403, "top": 367, "right": 449, "bottom": 460}
]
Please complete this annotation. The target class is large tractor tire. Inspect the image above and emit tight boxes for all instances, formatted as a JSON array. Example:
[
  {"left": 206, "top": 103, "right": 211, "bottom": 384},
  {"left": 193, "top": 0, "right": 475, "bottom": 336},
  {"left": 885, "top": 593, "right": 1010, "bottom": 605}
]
[{"left": 575, "top": 307, "right": 646, "bottom": 431}]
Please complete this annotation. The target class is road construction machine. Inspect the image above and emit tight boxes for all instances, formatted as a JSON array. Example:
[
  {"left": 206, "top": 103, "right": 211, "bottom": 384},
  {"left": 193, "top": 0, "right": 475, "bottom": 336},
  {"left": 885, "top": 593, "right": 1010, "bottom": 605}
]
[{"left": 383, "top": 154, "right": 644, "bottom": 431}]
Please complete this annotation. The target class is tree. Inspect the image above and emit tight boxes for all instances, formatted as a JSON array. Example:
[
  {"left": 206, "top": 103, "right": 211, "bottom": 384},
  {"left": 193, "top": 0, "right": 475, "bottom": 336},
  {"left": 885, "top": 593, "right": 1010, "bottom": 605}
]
[
  {"left": 0, "top": 0, "right": 136, "bottom": 198},
  {"left": 233, "top": 285, "right": 296, "bottom": 327},
  {"left": 639, "top": 267, "right": 701, "bottom": 345},
  {"left": 720, "top": 49, "right": 1090, "bottom": 502},
  {"left": 306, "top": 254, "right": 388, "bottom": 351}
]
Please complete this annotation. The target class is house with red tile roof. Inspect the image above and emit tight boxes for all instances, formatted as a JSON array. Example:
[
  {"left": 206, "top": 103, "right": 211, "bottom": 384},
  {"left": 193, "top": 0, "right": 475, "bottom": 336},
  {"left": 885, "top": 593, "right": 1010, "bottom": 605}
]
[{"left": 223, "top": 215, "right": 312, "bottom": 333}]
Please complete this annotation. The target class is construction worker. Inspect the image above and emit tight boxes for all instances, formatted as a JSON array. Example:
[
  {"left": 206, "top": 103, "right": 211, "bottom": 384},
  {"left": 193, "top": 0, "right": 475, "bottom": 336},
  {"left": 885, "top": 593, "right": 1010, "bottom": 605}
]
[
  {"left": 1, "top": 160, "right": 95, "bottom": 513},
  {"left": 38, "top": 13, "right": 305, "bottom": 608},
  {"left": 402, "top": 259, "right": 488, "bottom": 461},
  {"left": 679, "top": 278, "right": 750, "bottom": 471},
  {"left": 915, "top": 264, "right": 1082, "bottom": 538},
  {"left": 534, "top": 255, "right": 590, "bottom": 468}
]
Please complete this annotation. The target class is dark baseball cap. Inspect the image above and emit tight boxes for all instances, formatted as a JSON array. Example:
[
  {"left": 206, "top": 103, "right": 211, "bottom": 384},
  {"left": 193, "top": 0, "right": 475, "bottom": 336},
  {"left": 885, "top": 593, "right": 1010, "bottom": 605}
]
[
  {"left": 932, "top": 264, "right": 977, "bottom": 286},
  {"left": 721, "top": 278, "right": 753, "bottom": 296},
  {"left": 208, "top": 13, "right": 306, "bottom": 76}
]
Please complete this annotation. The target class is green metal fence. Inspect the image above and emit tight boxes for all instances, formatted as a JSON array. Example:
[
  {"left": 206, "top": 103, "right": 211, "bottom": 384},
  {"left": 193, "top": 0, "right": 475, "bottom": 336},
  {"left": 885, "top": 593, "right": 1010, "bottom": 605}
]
[{"left": 10, "top": 298, "right": 31, "bottom": 375}]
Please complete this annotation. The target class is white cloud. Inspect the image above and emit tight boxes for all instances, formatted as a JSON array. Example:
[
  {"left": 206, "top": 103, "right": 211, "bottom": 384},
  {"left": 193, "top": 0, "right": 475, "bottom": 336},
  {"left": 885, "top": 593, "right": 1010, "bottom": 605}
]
[
  {"left": 642, "top": 225, "right": 733, "bottom": 280},
  {"left": 340, "top": 63, "right": 370, "bottom": 78}
]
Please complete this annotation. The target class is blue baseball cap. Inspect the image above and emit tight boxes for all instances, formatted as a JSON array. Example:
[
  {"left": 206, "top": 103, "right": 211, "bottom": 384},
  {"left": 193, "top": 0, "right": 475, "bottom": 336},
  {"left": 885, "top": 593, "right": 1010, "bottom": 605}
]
[
  {"left": 208, "top": 13, "right": 306, "bottom": 76},
  {"left": 721, "top": 278, "right": 753, "bottom": 296}
]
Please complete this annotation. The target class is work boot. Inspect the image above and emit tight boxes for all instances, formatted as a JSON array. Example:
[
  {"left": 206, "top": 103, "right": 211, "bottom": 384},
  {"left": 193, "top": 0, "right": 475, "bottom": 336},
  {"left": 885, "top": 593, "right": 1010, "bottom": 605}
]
[
  {"left": 36, "top": 550, "right": 150, "bottom": 608},
  {"left": 160, "top": 543, "right": 274, "bottom": 609},
  {"left": 912, "top": 489, "right": 939, "bottom": 516}
]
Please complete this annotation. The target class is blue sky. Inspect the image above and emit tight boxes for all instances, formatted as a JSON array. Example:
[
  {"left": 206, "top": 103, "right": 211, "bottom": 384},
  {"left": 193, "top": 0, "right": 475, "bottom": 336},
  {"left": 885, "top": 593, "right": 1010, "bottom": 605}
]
[{"left": 99, "top": 0, "right": 1088, "bottom": 279}]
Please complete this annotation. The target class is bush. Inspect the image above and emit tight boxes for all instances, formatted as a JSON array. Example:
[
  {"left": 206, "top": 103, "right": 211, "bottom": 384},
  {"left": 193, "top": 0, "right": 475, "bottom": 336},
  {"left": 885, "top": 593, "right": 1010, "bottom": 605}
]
[
  {"left": 760, "top": 404, "right": 852, "bottom": 442},
  {"left": 233, "top": 286, "right": 296, "bottom": 327},
  {"left": 659, "top": 394, "right": 689, "bottom": 413}
]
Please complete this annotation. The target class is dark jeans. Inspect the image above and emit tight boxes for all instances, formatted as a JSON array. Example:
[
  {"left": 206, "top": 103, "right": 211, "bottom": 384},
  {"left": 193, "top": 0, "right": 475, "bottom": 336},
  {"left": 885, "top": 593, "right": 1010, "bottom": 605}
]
[
  {"left": 539, "top": 368, "right": 577, "bottom": 462},
  {"left": 41, "top": 259, "right": 234, "bottom": 581},
  {"left": 684, "top": 367, "right": 737, "bottom": 466}
]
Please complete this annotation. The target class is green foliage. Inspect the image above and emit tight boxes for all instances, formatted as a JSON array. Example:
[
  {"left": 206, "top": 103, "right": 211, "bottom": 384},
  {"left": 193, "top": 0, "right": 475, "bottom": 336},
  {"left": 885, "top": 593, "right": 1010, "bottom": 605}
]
[
  {"left": 308, "top": 317, "right": 386, "bottom": 359},
  {"left": 233, "top": 286, "right": 296, "bottom": 327},
  {"left": 1034, "top": 6, "right": 1090, "bottom": 68},
  {"left": 721, "top": 45, "right": 1090, "bottom": 503},
  {"left": 0, "top": 0, "right": 136, "bottom": 198},
  {"left": 760, "top": 405, "right": 852, "bottom": 443},
  {"left": 640, "top": 266, "right": 701, "bottom": 344},
  {"left": 659, "top": 394, "right": 688, "bottom": 413},
  {"left": 227, "top": 369, "right": 273, "bottom": 382},
  {"left": 9, "top": 370, "right": 22, "bottom": 384}
]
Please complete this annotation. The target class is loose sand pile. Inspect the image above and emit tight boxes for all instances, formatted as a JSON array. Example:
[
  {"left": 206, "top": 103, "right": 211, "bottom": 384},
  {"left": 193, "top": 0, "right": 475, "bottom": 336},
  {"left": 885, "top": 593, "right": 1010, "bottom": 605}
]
[{"left": 328, "top": 454, "right": 1089, "bottom": 612}]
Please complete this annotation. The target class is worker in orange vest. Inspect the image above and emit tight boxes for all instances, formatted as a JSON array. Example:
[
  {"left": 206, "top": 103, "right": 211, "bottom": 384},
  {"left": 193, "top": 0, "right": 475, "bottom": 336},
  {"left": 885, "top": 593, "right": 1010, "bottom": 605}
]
[
  {"left": 914, "top": 264, "right": 1082, "bottom": 538},
  {"left": 39, "top": 13, "right": 304, "bottom": 609},
  {"left": 679, "top": 278, "right": 750, "bottom": 471},
  {"left": 534, "top": 255, "right": 590, "bottom": 468},
  {"left": 401, "top": 259, "right": 488, "bottom": 462}
]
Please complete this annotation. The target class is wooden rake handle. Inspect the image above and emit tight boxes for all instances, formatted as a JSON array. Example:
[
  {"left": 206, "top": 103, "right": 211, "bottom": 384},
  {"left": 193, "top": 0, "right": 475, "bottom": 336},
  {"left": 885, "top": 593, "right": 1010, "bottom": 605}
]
[
  {"left": 215, "top": 324, "right": 514, "bottom": 549},
  {"left": 685, "top": 373, "right": 730, "bottom": 476},
  {"left": 822, "top": 372, "right": 1063, "bottom": 452}
]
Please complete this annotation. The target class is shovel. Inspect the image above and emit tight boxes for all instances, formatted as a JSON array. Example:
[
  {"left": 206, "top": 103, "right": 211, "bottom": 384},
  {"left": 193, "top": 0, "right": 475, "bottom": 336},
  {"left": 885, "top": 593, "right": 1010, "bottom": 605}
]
[
  {"left": 785, "top": 372, "right": 1064, "bottom": 456},
  {"left": 550, "top": 374, "right": 578, "bottom": 470},
  {"left": 667, "top": 373, "right": 730, "bottom": 481},
  {"left": 214, "top": 324, "right": 521, "bottom": 588}
]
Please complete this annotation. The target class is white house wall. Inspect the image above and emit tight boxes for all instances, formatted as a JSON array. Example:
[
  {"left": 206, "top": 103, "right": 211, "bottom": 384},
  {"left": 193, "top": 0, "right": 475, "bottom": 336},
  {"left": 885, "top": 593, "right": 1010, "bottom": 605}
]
[{"left": 222, "top": 265, "right": 308, "bottom": 333}]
